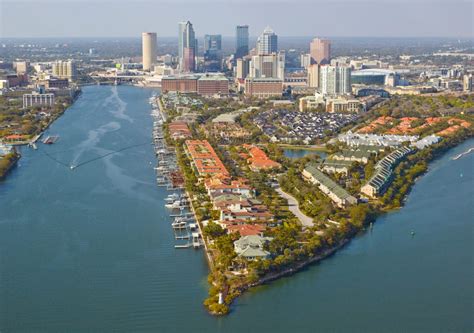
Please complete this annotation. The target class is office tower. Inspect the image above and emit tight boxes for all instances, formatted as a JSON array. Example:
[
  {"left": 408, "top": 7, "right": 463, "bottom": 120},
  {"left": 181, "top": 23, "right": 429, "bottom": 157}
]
[
  {"left": 463, "top": 73, "right": 473, "bottom": 92},
  {"left": 142, "top": 32, "right": 157, "bottom": 71},
  {"left": 52, "top": 60, "right": 77, "bottom": 80},
  {"left": 320, "top": 65, "right": 351, "bottom": 95},
  {"left": 236, "top": 57, "right": 250, "bottom": 80},
  {"left": 257, "top": 27, "right": 278, "bottom": 55},
  {"left": 204, "top": 34, "right": 222, "bottom": 71},
  {"left": 204, "top": 34, "right": 222, "bottom": 53},
  {"left": 249, "top": 52, "right": 285, "bottom": 80},
  {"left": 310, "top": 38, "right": 331, "bottom": 65},
  {"left": 235, "top": 25, "right": 249, "bottom": 59},
  {"left": 178, "top": 21, "right": 196, "bottom": 72},
  {"left": 307, "top": 64, "right": 320, "bottom": 88}
]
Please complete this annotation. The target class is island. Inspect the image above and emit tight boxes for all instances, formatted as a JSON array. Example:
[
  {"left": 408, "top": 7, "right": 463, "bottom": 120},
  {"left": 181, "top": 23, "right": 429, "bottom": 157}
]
[{"left": 154, "top": 92, "right": 473, "bottom": 315}]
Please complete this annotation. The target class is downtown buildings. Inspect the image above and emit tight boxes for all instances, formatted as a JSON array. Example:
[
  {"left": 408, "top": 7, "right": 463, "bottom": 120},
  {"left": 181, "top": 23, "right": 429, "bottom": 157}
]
[{"left": 245, "top": 27, "right": 284, "bottom": 98}]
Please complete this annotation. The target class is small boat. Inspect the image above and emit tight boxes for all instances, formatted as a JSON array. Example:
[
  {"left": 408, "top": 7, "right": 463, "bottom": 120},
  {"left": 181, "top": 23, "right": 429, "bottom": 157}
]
[{"left": 42, "top": 135, "right": 59, "bottom": 144}]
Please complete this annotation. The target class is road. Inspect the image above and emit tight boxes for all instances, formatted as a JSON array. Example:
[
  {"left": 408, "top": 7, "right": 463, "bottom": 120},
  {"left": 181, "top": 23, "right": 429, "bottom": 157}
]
[{"left": 275, "top": 186, "right": 314, "bottom": 227}]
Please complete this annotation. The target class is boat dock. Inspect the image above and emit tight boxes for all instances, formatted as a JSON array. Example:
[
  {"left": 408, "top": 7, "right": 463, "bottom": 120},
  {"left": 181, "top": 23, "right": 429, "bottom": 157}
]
[{"left": 150, "top": 94, "right": 202, "bottom": 250}]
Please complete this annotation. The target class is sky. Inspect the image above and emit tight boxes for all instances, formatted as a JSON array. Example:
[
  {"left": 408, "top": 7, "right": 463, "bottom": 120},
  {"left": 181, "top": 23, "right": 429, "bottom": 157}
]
[{"left": 0, "top": 0, "right": 473, "bottom": 38}]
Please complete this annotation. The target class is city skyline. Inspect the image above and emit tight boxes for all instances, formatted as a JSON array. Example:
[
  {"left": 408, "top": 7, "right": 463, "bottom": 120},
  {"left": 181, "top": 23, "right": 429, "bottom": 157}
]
[{"left": 1, "top": 0, "right": 472, "bottom": 38}]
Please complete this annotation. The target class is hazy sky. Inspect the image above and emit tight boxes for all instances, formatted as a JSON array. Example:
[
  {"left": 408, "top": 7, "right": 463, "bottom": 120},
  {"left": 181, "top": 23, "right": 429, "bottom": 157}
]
[{"left": 0, "top": 0, "right": 473, "bottom": 38}]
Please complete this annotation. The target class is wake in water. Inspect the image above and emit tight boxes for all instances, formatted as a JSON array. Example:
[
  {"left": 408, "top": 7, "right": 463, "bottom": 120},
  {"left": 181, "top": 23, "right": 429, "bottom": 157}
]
[
  {"left": 42, "top": 142, "right": 149, "bottom": 170},
  {"left": 452, "top": 147, "right": 474, "bottom": 160},
  {"left": 71, "top": 121, "right": 121, "bottom": 166},
  {"left": 104, "top": 86, "right": 133, "bottom": 123}
]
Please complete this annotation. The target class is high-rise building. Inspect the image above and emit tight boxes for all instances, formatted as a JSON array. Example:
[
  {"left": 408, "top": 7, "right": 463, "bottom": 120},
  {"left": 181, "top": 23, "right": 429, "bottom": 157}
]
[
  {"left": 182, "top": 47, "right": 196, "bottom": 73},
  {"left": 307, "top": 64, "right": 320, "bottom": 88},
  {"left": 235, "top": 25, "right": 249, "bottom": 59},
  {"left": 178, "top": 21, "right": 196, "bottom": 72},
  {"left": 257, "top": 27, "right": 278, "bottom": 55},
  {"left": 142, "top": 32, "right": 157, "bottom": 71},
  {"left": 320, "top": 65, "right": 351, "bottom": 96},
  {"left": 249, "top": 52, "right": 285, "bottom": 80},
  {"left": 236, "top": 57, "right": 250, "bottom": 80},
  {"left": 300, "top": 54, "right": 311, "bottom": 69},
  {"left": 463, "top": 73, "right": 473, "bottom": 92},
  {"left": 310, "top": 38, "right": 331, "bottom": 65},
  {"left": 204, "top": 34, "right": 222, "bottom": 53},
  {"left": 52, "top": 60, "right": 76, "bottom": 80},
  {"left": 14, "top": 61, "right": 29, "bottom": 74},
  {"left": 204, "top": 34, "right": 222, "bottom": 72}
]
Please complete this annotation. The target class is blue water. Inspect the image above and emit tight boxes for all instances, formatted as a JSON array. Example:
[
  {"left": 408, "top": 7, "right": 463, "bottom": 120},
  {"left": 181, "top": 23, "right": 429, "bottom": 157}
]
[
  {"left": 0, "top": 85, "right": 472, "bottom": 332},
  {"left": 283, "top": 149, "right": 327, "bottom": 159}
]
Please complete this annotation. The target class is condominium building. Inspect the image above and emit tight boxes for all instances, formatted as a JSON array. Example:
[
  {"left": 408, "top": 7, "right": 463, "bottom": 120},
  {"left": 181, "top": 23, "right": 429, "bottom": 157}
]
[
  {"left": 142, "top": 32, "right": 157, "bottom": 71},
  {"left": 361, "top": 146, "right": 413, "bottom": 198},
  {"left": 235, "top": 25, "right": 249, "bottom": 59},
  {"left": 256, "top": 27, "right": 278, "bottom": 55},
  {"left": 300, "top": 54, "right": 311, "bottom": 69},
  {"left": 463, "top": 73, "right": 473, "bottom": 92},
  {"left": 236, "top": 57, "right": 250, "bottom": 80},
  {"left": 303, "top": 163, "right": 357, "bottom": 208},
  {"left": 310, "top": 38, "right": 331, "bottom": 65},
  {"left": 320, "top": 65, "right": 351, "bottom": 96},
  {"left": 52, "top": 60, "right": 76, "bottom": 80},
  {"left": 307, "top": 64, "right": 320, "bottom": 88}
]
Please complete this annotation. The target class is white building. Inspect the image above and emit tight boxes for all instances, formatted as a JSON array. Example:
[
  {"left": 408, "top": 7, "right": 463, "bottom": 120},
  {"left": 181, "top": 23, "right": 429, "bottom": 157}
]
[
  {"left": 23, "top": 93, "right": 55, "bottom": 109},
  {"left": 52, "top": 60, "right": 76, "bottom": 80},
  {"left": 249, "top": 53, "right": 285, "bottom": 80},
  {"left": 300, "top": 53, "right": 311, "bottom": 69},
  {"left": 320, "top": 65, "right": 351, "bottom": 96},
  {"left": 256, "top": 27, "right": 278, "bottom": 55},
  {"left": 142, "top": 32, "right": 157, "bottom": 71}
]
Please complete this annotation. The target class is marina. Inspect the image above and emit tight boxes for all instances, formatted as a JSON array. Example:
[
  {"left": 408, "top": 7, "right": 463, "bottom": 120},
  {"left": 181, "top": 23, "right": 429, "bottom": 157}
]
[{"left": 149, "top": 93, "right": 203, "bottom": 250}]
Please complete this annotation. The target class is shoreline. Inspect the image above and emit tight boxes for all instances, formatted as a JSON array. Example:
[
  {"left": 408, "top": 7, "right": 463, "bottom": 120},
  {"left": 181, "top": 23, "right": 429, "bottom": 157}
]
[
  {"left": 206, "top": 134, "right": 474, "bottom": 316},
  {"left": 0, "top": 88, "right": 82, "bottom": 181}
]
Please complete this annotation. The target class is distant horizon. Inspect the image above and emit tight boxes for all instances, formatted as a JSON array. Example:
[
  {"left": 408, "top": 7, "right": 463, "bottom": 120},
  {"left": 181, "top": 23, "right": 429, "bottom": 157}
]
[
  {"left": 1, "top": 36, "right": 473, "bottom": 40},
  {"left": 1, "top": 0, "right": 472, "bottom": 39}
]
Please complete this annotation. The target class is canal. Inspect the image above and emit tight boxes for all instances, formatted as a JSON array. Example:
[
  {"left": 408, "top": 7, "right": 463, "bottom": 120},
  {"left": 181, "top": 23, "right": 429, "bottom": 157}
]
[{"left": 0, "top": 85, "right": 472, "bottom": 332}]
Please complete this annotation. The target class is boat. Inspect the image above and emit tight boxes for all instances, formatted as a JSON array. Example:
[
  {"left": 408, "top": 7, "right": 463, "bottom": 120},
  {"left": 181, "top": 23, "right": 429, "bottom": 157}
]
[{"left": 42, "top": 135, "right": 59, "bottom": 144}]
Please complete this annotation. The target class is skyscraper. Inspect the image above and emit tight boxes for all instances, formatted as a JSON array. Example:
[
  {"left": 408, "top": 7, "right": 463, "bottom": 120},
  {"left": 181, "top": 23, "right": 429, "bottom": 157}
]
[
  {"left": 204, "top": 34, "right": 222, "bottom": 53},
  {"left": 142, "top": 32, "right": 157, "bottom": 71},
  {"left": 178, "top": 21, "right": 196, "bottom": 72},
  {"left": 310, "top": 38, "right": 331, "bottom": 65},
  {"left": 307, "top": 64, "right": 320, "bottom": 88},
  {"left": 235, "top": 25, "right": 249, "bottom": 59},
  {"left": 320, "top": 65, "right": 351, "bottom": 96},
  {"left": 257, "top": 27, "right": 278, "bottom": 55},
  {"left": 204, "top": 34, "right": 222, "bottom": 72}
]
